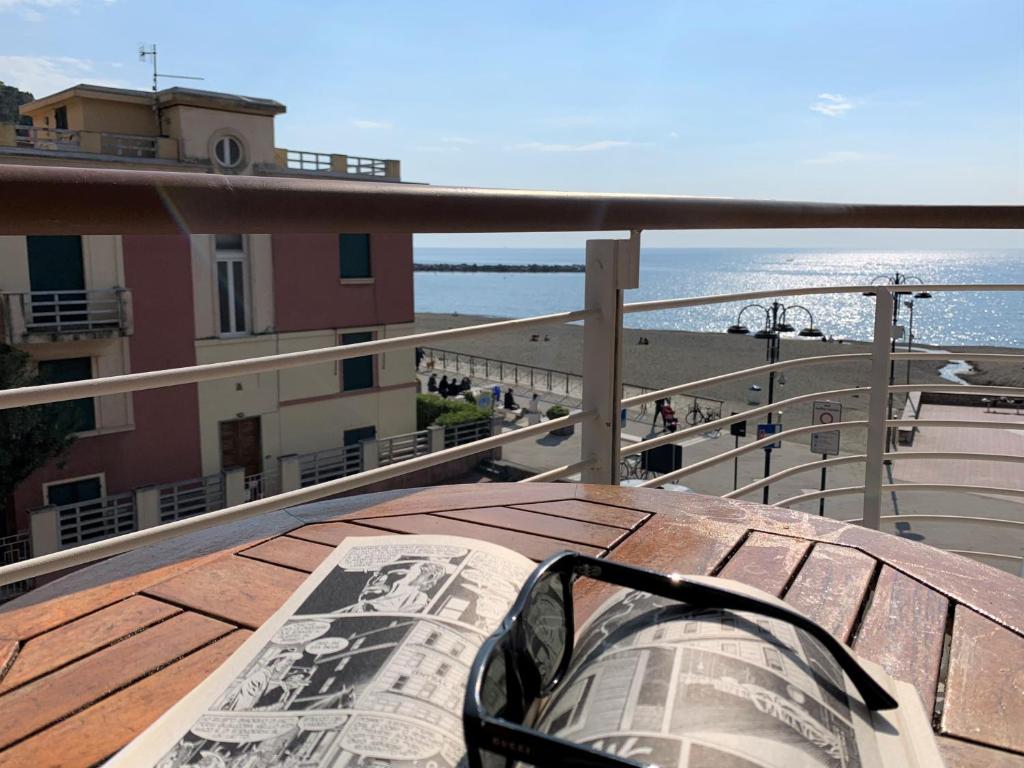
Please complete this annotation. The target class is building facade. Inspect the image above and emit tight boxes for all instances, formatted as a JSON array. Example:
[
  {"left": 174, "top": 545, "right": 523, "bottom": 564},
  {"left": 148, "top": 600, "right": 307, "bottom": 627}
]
[{"left": 0, "top": 84, "right": 416, "bottom": 547}]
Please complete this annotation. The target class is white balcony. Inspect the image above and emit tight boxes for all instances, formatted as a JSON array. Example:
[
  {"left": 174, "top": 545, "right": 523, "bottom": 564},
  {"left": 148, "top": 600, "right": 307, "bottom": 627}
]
[{"left": 1, "top": 288, "right": 131, "bottom": 343}]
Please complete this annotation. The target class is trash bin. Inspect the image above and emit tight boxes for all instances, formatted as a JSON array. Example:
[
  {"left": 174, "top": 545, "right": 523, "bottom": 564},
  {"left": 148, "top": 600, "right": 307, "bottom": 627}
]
[{"left": 747, "top": 384, "right": 762, "bottom": 406}]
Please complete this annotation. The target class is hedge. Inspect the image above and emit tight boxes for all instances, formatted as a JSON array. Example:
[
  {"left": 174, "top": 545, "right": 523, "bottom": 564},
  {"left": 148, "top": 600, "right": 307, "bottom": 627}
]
[{"left": 416, "top": 394, "right": 491, "bottom": 430}]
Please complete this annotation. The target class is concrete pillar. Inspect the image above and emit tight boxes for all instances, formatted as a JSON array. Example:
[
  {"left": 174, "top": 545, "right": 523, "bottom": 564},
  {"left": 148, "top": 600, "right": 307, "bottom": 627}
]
[
  {"left": 490, "top": 415, "right": 504, "bottom": 460},
  {"left": 274, "top": 147, "right": 289, "bottom": 167},
  {"left": 330, "top": 154, "right": 349, "bottom": 173},
  {"left": 385, "top": 159, "right": 401, "bottom": 179},
  {"left": 428, "top": 424, "right": 446, "bottom": 453},
  {"left": 280, "top": 454, "right": 301, "bottom": 492},
  {"left": 861, "top": 288, "right": 895, "bottom": 530},
  {"left": 78, "top": 131, "right": 102, "bottom": 153},
  {"left": 361, "top": 438, "right": 379, "bottom": 472},
  {"left": 29, "top": 505, "right": 60, "bottom": 556},
  {"left": 223, "top": 466, "right": 247, "bottom": 507},
  {"left": 157, "top": 137, "right": 180, "bottom": 160},
  {"left": 135, "top": 485, "right": 162, "bottom": 529},
  {"left": 580, "top": 232, "right": 640, "bottom": 485},
  {"left": 0, "top": 123, "right": 16, "bottom": 147}
]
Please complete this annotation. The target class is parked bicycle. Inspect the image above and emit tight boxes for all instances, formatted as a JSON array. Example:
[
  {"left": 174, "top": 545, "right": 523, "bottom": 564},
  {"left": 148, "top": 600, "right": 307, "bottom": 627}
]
[{"left": 684, "top": 402, "right": 722, "bottom": 426}]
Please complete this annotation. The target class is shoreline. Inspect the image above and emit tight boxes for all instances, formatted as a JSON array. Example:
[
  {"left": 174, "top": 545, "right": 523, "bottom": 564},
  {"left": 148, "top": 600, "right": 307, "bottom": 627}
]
[{"left": 413, "top": 312, "right": 1013, "bottom": 453}]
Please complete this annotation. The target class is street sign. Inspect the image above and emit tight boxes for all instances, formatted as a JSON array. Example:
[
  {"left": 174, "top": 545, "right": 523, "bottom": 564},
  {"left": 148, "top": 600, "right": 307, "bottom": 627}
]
[
  {"left": 730, "top": 419, "right": 746, "bottom": 438},
  {"left": 811, "top": 400, "right": 842, "bottom": 456},
  {"left": 757, "top": 423, "right": 781, "bottom": 449}
]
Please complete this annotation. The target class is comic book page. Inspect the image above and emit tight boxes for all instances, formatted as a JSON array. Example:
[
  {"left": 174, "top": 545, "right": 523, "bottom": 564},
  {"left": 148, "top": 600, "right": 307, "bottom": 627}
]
[
  {"left": 532, "top": 584, "right": 942, "bottom": 768},
  {"left": 107, "top": 535, "right": 536, "bottom": 768}
]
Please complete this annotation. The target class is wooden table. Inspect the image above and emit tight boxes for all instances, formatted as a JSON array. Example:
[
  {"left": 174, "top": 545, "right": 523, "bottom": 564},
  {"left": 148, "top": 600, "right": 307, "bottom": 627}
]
[{"left": 0, "top": 484, "right": 1021, "bottom": 767}]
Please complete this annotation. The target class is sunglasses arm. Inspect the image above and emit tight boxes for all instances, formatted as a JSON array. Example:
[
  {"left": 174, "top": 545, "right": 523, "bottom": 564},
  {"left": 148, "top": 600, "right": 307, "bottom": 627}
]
[
  {"left": 566, "top": 554, "right": 897, "bottom": 711},
  {"left": 474, "top": 716, "right": 650, "bottom": 768}
]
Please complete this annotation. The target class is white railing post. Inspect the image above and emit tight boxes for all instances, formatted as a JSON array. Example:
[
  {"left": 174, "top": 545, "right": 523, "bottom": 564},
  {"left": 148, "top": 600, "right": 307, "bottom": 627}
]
[
  {"left": 29, "top": 505, "right": 60, "bottom": 557},
  {"left": 862, "top": 288, "right": 895, "bottom": 529},
  {"left": 361, "top": 438, "right": 379, "bottom": 472},
  {"left": 223, "top": 466, "right": 246, "bottom": 507},
  {"left": 134, "top": 485, "right": 161, "bottom": 529},
  {"left": 581, "top": 231, "right": 641, "bottom": 484},
  {"left": 279, "top": 454, "right": 301, "bottom": 492},
  {"left": 427, "top": 424, "right": 446, "bottom": 453}
]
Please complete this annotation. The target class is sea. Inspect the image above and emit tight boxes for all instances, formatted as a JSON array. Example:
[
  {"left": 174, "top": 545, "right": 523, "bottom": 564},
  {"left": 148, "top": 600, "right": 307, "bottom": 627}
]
[{"left": 414, "top": 247, "right": 1024, "bottom": 348}]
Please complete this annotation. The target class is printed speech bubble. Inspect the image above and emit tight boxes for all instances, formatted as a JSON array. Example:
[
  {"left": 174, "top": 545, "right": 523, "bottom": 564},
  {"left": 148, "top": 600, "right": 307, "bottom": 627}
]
[
  {"left": 191, "top": 714, "right": 298, "bottom": 744},
  {"left": 341, "top": 716, "right": 443, "bottom": 760},
  {"left": 340, "top": 544, "right": 467, "bottom": 570},
  {"left": 273, "top": 620, "right": 331, "bottom": 645},
  {"left": 299, "top": 713, "right": 349, "bottom": 732},
  {"left": 305, "top": 636, "right": 350, "bottom": 656}
]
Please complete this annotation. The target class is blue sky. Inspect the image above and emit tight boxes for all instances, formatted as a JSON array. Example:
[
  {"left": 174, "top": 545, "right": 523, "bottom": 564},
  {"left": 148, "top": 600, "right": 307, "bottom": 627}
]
[{"left": 2, "top": 0, "right": 1022, "bottom": 248}]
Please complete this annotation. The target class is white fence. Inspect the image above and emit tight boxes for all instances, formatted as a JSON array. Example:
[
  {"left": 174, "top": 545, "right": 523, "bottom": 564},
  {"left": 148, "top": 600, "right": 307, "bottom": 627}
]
[
  {"left": 56, "top": 492, "right": 136, "bottom": 549},
  {"left": 378, "top": 430, "right": 431, "bottom": 466},
  {"left": 158, "top": 474, "right": 224, "bottom": 524},
  {"left": 299, "top": 444, "right": 363, "bottom": 487}
]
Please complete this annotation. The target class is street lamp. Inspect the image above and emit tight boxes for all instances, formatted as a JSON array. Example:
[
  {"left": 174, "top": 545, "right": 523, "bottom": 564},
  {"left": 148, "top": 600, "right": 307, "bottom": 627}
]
[{"left": 727, "top": 301, "right": 824, "bottom": 503}]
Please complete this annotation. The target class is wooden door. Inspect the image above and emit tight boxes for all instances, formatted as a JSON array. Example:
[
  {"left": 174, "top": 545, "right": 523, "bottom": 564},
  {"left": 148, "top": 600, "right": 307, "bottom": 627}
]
[{"left": 219, "top": 417, "right": 262, "bottom": 477}]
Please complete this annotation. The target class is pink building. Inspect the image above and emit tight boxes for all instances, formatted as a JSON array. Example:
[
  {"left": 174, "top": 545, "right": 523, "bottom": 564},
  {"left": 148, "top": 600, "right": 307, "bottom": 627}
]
[{"left": 0, "top": 85, "right": 416, "bottom": 549}]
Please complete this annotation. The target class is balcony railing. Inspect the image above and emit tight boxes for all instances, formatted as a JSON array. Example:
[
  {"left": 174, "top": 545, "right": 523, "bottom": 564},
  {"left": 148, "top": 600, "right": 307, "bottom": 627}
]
[
  {"left": 55, "top": 492, "right": 136, "bottom": 549},
  {"left": 276, "top": 148, "right": 400, "bottom": 179},
  {"left": 378, "top": 429, "right": 431, "bottom": 465},
  {"left": 2, "top": 288, "right": 130, "bottom": 342},
  {"left": 0, "top": 531, "right": 31, "bottom": 602},
  {"left": 10, "top": 126, "right": 161, "bottom": 159},
  {"left": 299, "top": 444, "right": 364, "bottom": 487},
  {"left": 0, "top": 163, "right": 1020, "bottom": 589},
  {"left": 14, "top": 125, "right": 80, "bottom": 151}
]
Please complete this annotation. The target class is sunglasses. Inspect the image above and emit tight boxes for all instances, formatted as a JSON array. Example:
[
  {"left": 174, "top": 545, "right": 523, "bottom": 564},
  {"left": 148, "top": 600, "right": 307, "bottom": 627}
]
[{"left": 463, "top": 551, "right": 897, "bottom": 768}]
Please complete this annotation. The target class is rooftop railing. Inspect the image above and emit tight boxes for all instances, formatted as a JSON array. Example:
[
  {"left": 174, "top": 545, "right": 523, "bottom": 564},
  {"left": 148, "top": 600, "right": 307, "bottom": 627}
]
[
  {"left": 275, "top": 149, "right": 400, "bottom": 179},
  {"left": 0, "top": 163, "right": 1021, "bottom": 588}
]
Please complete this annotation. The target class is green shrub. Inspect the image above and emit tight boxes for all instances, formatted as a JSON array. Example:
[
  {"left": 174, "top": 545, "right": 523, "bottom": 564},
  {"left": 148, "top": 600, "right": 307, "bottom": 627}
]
[
  {"left": 417, "top": 393, "right": 490, "bottom": 429},
  {"left": 546, "top": 405, "right": 570, "bottom": 420},
  {"left": 462, "top": 390, "right": 476, "bottom": 404}
]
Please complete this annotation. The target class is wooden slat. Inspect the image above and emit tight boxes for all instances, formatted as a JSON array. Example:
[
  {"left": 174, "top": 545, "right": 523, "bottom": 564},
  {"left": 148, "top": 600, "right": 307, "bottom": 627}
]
[
  {"left": 336, "top": 483, "right": 574, "bottom": 519},
  {"left": 0, "top": 630, "right": 251, "bottom": 768},
  {"left": 0, "top": 596, "right": 180, "bottom": 694},
  {"left": 286, "top": 520, "right": 389, "bottom": 546},
  {"left": 436, "top": 506, "right": 628, "bottom": 548},
  {"left": 238, "top": 536, "right": 334, "bottom": 573},
  {"left": 937, "top": 736, "right": 1024, "bottom": 768},
  {"left": 716, "top": 532, "right": 811, "bottom": 596},
  {"left": 853, "top": 566, "right": 948, "bottom": 710},
  {"left": 143, "top": 556, "right": 306, "bottom": 630},
  {"left": 0, "top": 641, "right": 15, "bottom": 682},
  {"left": 784, "top": 543, "right": 876, "bottom": 641},
  {"left": 358, "top": 514, "right": 604, "bottom": 560},
  {"left": 942, "top": 606, "right": 1024, "bottom": 754},
  {"left": 0, "top": 611, "right": 231, "bottom": 751},
  {"left": 512, "top": 499, "right": 648, "bottom": 530},
  {"left": 574, "top": 514, "right": 747, "bottom": 622}
]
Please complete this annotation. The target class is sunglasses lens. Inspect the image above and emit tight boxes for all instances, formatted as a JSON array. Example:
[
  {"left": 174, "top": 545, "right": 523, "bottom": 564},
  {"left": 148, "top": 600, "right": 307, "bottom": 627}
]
[
  {"left": 479, "top": 750, "right": 513, "bottom": 768},
  {"left": 523, "top": 572, "right": 569, "bottom": 691},
  {"left": 481, "top": 648, "right": 510, "bottom": 718}
]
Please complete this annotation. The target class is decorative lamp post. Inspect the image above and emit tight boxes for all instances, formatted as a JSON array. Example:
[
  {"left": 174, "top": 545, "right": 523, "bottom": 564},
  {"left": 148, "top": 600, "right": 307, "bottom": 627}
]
[{"left": 728, "top": 301, "right": 824, "bottom": 503}]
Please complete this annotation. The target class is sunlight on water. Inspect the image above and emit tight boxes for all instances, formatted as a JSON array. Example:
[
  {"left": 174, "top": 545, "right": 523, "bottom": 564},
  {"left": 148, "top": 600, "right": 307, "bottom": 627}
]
[{"left": 414, "top": 248, "right": 1024, "bottom": 347}]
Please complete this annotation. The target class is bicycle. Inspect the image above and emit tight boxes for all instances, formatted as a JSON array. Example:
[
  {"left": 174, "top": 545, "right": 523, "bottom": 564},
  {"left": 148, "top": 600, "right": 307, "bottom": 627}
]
[{"left": 684, "top": 402, "right": 721, "bottom": 426}]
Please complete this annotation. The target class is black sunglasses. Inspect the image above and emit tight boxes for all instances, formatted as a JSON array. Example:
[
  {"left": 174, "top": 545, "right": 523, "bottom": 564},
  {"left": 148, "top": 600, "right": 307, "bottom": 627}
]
[{"left": 463, "top": 551, "right": 897, "bottom": 768}]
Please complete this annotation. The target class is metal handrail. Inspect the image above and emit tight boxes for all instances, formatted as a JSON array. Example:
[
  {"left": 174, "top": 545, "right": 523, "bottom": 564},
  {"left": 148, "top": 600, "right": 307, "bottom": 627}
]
[
  {"left": 777, "top": 484, "right": 1024, "bottom": 508},
  {"left": 2, "top": 164, "right": 1020, "bottom": 236}
]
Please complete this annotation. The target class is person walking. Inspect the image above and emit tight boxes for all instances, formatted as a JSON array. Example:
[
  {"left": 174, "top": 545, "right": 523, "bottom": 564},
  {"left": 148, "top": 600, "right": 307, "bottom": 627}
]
[{"left": 652, "top": 398, "right": 666, "bottom": 429}]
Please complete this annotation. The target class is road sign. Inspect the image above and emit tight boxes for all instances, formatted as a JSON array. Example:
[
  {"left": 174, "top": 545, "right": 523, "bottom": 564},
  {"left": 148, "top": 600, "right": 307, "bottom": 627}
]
[
  {"left": 757, "top": 423, "right": 781, "bottom": 449},
  {"left": 811, "top": 400, "right": 842, "bottom": 456},
  {"left": 730, "top": 419, "right": 746, "bottom": 438}
]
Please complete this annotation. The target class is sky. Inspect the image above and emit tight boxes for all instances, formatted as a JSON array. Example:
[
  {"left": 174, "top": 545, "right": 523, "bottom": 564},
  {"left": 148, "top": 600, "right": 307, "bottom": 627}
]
[{"left": 1, "top": 0, "right": 1022, "bottom": 249}]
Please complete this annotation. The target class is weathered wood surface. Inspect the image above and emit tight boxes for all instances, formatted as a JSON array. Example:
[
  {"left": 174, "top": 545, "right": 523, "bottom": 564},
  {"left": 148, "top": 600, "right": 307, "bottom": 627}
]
[{"left": 0, "top": 483, "right": 1019, "bottom": 767}]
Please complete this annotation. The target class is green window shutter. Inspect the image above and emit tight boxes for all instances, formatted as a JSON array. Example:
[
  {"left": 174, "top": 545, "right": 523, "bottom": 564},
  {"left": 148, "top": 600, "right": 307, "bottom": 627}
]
[
  {"left": 38, "top": 357, "right": 96, "bottom": 431},
  {"left": 339, "top": 234, "right": 372, "bottom": 279},
  {"left": 341, "top": 331, "right": 374, "bottom": 391}
]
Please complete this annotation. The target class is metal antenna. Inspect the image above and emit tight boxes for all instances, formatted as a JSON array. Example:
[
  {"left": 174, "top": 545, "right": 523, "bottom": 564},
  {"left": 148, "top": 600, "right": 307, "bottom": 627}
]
[{"left": 138, "top": 44, "right": 204, "bottom": 92}]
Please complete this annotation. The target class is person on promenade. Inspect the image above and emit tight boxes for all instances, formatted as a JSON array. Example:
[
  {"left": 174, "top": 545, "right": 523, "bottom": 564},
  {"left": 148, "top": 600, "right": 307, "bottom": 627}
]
[
  {"left": 504, "top": 388, "right": 518, "bottom": 410},
  {"left": 427, "top": 373, "right": 438, "bottom": 393},
  {"left": 459, "top": 375, "right": 471, "bottom": 393},
  {"left": 439, "top": 376, "right": 451, "bottom": 398},
  {"left": 652, "top": 398, "right": 667, "bottom": 429}
]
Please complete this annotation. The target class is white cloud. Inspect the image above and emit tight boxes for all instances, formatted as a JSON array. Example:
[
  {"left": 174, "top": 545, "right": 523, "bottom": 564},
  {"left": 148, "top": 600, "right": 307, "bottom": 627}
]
[
  {"left": 668, "top": 131, "right": 679, "bottom": 139},
  {"left": 803, "top": 150, "right": 866, "bottom": 165},
  {"left": 0, "top": 0, "right": 79, "bottom": 21},
  {"left": 350, "top": 119, "right": 392, "bottom": 130},
  {"left": 510, "top": 139, "right": 650, "bottom": 152},
  {"left": 810, "top": 93, "right": 855, "bottom": 117},
  {"left": 440, "top": 136, "right": 477, "bottom": 145},
  {"left": 0, "top": 55, "right": 129, "bottom": 95}
]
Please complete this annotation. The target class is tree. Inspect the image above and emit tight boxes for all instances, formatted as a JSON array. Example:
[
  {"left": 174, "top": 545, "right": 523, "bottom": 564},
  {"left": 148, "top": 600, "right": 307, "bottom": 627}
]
[{"left": 0, "top": 344, "right": 77, "bottom": 535}]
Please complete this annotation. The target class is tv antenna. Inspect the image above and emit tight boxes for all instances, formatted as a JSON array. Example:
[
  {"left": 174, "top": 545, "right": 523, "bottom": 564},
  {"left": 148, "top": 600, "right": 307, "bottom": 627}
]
[{"left": 138, "top": 45, "right": 204, "bottom": 92}]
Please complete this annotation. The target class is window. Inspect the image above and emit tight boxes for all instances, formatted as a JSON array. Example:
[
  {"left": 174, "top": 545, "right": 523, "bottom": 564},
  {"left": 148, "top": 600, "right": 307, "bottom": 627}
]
[
  {"left": 344, "top": 425, "right": 376, "bottom": 446},
  {"left": 54, "top": 106, "right": 68, "bottom": 131},
  {"left": 38, "top": 358, "right": 95, "bottom": 432},
  {"left": 391, "top": 674, "right": 409, "bottom": 692},
  {"left": 45, "top": 475, "right": 101, "bottom": 507},
  {"left": 339, "top": 234, "right": 372, "bottom": 279},
  {"left": 340, "top": 332, "right": 374, "bottom": 391},
  {"left": 213, "top": 136, "right": 243, "bottom": 168},
  {"left": 216, "top": 235, "right": 248, "bottom": 335}
]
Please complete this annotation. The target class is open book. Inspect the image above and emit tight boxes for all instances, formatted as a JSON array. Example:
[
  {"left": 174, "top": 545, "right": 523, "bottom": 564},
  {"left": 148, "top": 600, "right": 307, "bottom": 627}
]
[{"left": 109, "top": 535, "right": 941, "bottom": 768}]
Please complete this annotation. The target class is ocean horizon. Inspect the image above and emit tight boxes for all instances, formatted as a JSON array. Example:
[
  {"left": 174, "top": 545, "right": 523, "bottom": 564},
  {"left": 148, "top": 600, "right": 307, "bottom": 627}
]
[{"left": 414, "top": 247, "right": 1024, "bottom": 348}]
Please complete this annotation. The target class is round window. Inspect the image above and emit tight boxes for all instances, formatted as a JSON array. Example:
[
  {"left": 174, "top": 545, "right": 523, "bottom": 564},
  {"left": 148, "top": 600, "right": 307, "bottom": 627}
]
[{"left": 214, "top": 136, "right": 243, "bottom": 168}]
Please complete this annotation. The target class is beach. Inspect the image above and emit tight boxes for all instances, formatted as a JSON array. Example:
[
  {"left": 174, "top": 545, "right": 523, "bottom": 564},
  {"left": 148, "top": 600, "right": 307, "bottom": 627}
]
[{"left": 413, "top": 312, "right": 978, "bottom": 454}]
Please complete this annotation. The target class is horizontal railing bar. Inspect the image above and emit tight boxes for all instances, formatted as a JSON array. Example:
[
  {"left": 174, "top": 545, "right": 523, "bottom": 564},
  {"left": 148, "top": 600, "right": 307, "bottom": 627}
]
[
  {"left": 890, "top": 352, "right": 1024, "bottom": 362},
  {"left": 0, "top": 409, "right": 593, "bottom": 586},
  {"left": 945, "top": 550, "right": 1024, "bottom": 564},
  {"left": 623, "top": 283, "right": 1024, "bottom": 314},
  {"left": 521, "top": 459, "right": 595, "bottom": 483},
  {"left": 621, "top": 353, "right": 870, "bottom": 408},
  {"left": 776, "top": 483, "right": 1024, "bottom": 507},
  {"left": 1, "top": 165, "right": 1021, "bottom": 235},
  {"left": 840, "top": 513, "right": 1024, "bottom": 528},
  {"left": 887, "top": 419, "right": 1024, "bottom": 429},
  {"left": 889, "top": 384, "right": 1024, "bottom": 397},
  {"left": 0, "top": 308, "right": 593, "bottom": 410},
  {"left": 726, "top": 451, "right": 1024, "bottom": 499},
  {"left": 636, "top": 420, "right": 869, "bottom": 487},
  {"left": 621, "top": 387, "right": 868, "bottom": 457}
]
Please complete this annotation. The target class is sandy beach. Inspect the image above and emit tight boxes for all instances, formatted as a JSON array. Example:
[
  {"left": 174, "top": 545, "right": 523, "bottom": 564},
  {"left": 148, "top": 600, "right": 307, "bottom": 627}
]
[{"left": 413, "top": 312, "right": 978, "bottom": 454}]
